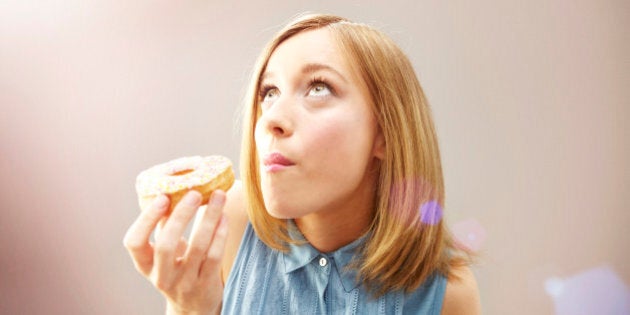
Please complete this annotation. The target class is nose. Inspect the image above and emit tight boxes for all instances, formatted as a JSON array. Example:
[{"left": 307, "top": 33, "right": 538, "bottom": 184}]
[{"left": 258, "top": 97, "right": 293, "bottom": 138}]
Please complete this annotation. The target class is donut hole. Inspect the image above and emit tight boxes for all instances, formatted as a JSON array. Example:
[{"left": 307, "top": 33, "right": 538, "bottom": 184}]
[{"left": 171, "top": 169, "right": 194, "bottom": 176}]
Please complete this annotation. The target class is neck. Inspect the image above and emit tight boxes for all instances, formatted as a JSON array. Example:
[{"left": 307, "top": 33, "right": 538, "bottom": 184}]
[
  {"left": 295, "top": 211, "right": 371, "bottom": 253},
  {"left": 295, "top": 171, "right": 377, "bottom": 253}
]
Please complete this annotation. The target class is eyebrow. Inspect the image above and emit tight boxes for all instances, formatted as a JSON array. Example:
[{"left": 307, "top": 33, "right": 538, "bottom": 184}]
[{"left": 261, "top": 62, "right": 349, "bottom": 84}]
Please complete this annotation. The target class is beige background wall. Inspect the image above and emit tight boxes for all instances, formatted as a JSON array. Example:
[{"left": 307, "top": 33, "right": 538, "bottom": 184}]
[{"left": 1, "top": 1, "right": 628, "bottom": 314}]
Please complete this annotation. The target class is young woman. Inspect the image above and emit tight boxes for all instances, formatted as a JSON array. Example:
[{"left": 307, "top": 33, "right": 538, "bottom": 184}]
[{"left": 124, "top": 13, "right": 481, "bottom": 314}]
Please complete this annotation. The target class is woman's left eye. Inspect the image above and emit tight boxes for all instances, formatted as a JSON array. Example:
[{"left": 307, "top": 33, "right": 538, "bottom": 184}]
[{"left": 308, "top": 82, "right": 332, "bottom": 97}]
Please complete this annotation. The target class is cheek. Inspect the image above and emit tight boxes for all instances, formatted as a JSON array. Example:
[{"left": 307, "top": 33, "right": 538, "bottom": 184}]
[{"left": 305, "top": 115, "right": 375, "bottom": 169}]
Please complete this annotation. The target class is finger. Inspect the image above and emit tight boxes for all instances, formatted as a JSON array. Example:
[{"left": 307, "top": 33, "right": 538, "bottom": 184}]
[
  {"left": 154, "top": 190, "right": 201, "bottom": 277},
  {"left": 199, "top": 213, "right": 228, "bottom": 281},
  {"left": 154, "top": 215, "right": 171, "bottom": 241},
  {"left": 175, "top": 237, "right": 188, "bottom": 260},
  {"left": 123, "top": 195, "right": 170, "bottom": 276},
  {"left": 186, "top": 204, "right": 207, "bottom": 245},
  {"left": 184, "top": 191, "right": 225, "bottom": 272}
]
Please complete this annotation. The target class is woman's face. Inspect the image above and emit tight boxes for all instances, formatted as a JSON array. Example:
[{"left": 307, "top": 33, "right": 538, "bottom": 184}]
[{"left": 254, "top": 28, "right": 384, "bottom": 219}]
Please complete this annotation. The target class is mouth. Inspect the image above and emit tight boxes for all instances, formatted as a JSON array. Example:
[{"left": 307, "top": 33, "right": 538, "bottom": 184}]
[{"left": 262, "top": 152, "right": 295, "bottom": 172}]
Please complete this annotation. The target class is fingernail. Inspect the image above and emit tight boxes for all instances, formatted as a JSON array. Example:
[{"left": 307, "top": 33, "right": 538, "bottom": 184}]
[
  {"left": 154, "top": 195, "right": 169, "bottom": 209},
  {"left": 210, "top": 191, "right": 226, "bottom": 206},
  {"left": 183, "top": 191, "right": 201, "bottom": 206}
]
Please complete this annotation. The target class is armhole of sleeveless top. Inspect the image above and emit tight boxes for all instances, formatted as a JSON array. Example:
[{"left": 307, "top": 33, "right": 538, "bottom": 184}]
[
  {"left": 224, "top": 222, "right": 254, "bottom": 290},
  {"left": 432, "top": 273, "right": 448, "bottom": 315}
]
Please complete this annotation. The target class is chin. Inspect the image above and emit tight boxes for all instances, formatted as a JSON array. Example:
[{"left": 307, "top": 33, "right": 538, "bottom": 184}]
[
  {"left": 263, "top": 199, "right": 302, "bottom": 219},
  {"left": 267, "top": 210, "right": 294, "bottom": 219}
]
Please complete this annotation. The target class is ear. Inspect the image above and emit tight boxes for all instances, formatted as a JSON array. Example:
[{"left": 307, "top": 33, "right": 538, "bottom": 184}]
[{"left": 373, "top": 128, "right": 385, "bottom": 160}]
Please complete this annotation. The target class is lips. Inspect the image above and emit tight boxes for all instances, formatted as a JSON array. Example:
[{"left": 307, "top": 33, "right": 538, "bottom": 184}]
[{"left": 262, "top": 152, "right": 295, "bottom": 172}]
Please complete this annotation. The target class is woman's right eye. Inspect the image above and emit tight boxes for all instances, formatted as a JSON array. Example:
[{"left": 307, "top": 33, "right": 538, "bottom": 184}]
[{"left": 260, "top": 86, "right": 279, "bottom": 102}]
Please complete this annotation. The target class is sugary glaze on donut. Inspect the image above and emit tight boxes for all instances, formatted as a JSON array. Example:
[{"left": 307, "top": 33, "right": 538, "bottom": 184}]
[{"left": 136, "top": 156, "right": 232, "bottom": 196}]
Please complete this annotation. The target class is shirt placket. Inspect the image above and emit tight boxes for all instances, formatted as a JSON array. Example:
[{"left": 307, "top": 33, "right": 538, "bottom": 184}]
[{"left": 314, "top": 254, "right": 332, "bottom": 314}]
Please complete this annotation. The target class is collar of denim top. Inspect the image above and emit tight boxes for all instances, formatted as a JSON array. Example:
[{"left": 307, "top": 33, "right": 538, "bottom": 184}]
[{"left": 282, "top": 220, "right": 370, "bottom": 292}]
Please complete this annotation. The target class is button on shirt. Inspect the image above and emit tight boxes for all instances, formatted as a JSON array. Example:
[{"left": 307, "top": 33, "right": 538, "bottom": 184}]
[
  {"left": 319, "top": 257, "right": 328, "bottom": 267},
  {"left": 222, "top": 221, "right": 447, "bottom": 314}
]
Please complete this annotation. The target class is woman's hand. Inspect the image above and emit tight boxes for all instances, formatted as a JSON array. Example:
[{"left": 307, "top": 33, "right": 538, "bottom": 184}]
[{"left": 123, "top": 190, "right": 228, "bottom": 315}]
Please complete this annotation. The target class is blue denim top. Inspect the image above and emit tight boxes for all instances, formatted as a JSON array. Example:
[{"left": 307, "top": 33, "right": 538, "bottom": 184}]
[{"left": 222, "top": 221, "right": 446, "bottom": 314}]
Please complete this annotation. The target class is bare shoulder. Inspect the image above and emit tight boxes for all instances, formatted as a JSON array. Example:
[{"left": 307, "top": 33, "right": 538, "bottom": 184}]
[
  {"left": 441, "top": 265, "right": 482, "bottom": 315},
  {"left": 221, "top": 180, "right": 249, "bottom": 282}
]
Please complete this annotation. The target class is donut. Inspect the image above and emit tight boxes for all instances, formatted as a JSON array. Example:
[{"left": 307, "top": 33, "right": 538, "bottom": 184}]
[{"left": 135, "top": 155, "right": 235, "bottom": 211}]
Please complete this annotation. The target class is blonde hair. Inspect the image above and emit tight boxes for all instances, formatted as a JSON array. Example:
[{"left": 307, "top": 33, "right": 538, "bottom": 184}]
[{"left": 240, "top": 13, "right": 472, "bottom": 297}]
